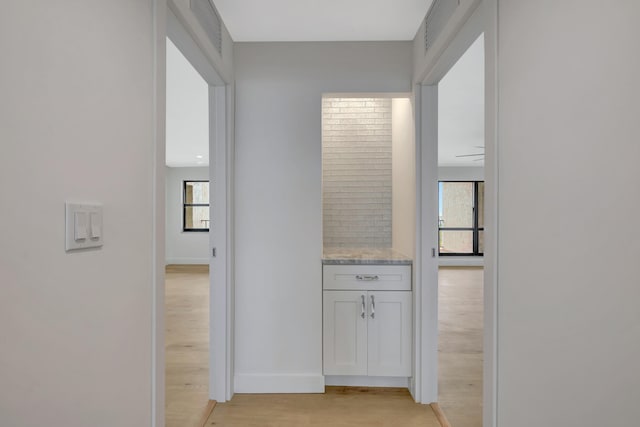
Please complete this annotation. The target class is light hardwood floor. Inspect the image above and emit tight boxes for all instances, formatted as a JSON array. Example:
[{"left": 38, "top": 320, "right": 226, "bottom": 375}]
[
  {"left": 165, "top": 264, "right": 210, "bottom": 427},
  {"left": 206, "top": 387, "right": 441, "bottom": 426},
  {"left": 438, "top": 267, "right": 484, "bottom": 427},
  {"left": 165, "top": 265, "right": 482, "bottom": 427}
]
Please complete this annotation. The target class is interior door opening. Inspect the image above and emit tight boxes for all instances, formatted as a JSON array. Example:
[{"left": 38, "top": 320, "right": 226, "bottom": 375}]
[
  {"left": 164, "top": 36, "right": 213, "bottom": 427},
  {"left": 436, "top": 33, "right": 485, "bottom": 427}
]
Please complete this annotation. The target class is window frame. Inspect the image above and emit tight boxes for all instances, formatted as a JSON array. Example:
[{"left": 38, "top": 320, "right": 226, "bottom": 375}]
[
  {"left": 438, "top": 180, "right": 484, "bottom": 256},
  {"left": 183, "top": 180, "right": 210, "bottom": 232}
]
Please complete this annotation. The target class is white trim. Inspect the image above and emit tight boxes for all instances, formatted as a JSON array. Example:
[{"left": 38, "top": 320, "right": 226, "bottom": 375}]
[
  {"left": 234, "top": 374, "right": 325, "bottom": 394},
  {"left": 420, "top": 2, "right": 485, "bottom": 86},
  {"left": 152, "top": 1, "right": 167, "bottom": 426},
  {"left": 419, "top": 85, "right": 440, "bottom": 404},
  {"left": 165, "top": 257, "right": 209, "bottom": 265},
  {"left": 166, "top": 4, "right": 225, "bottom": 86},
  {"left": 325, "top": 376, "right": 410, "bottom": 388},
  {"left": 414, "top": 0, "right": 483, "bottom": 85},
  {"left": 412, "top": 83, "right": 440, "bottom": 405},
  {"left": 209, "top": 85, "right": 232, "bottom": 402},
  {"left": 411, "top": 85, "right": 422, "bottom": 403},
  {"left": 483, "top": 0, "right": 498, "bottom": 425},
  {"left": 224, "top": 82, "right": 236, "bottom": 401}
]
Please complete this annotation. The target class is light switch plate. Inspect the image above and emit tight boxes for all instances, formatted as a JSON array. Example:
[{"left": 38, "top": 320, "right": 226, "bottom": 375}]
[{"left": 66, "top": 202, "right": 103, "bottom": 251}]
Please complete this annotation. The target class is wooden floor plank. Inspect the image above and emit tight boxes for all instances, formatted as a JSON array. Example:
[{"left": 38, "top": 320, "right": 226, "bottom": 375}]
[
  {"left": 197, "top": 400, "right": 217, "bottom": 427},
  {"left": 206, "top": 387, "right": 441, "bottom": 426},
  {"left": 438, "top": 267, "right": 484, "bottom": 427},
  {"left": 431, "top": 402, "right": 453, "bottom": 427},
  {"left": 165, "top": 264, "right": 211, "bottom": 427}
]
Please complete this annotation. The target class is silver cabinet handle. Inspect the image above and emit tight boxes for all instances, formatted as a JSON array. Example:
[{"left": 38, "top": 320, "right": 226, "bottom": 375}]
[
  {"left": 370, "top": 295, "right": 375, "bottom": 319},
  {"left": 356, "top": 275, "right": 379, "bottom": 281},
  {"left": 360, "top": 295, "right": 366, "bottom": 319}
]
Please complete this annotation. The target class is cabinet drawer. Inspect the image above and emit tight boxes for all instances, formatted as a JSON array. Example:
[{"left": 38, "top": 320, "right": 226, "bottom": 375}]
[{"left": 323, "top": 265, "right": 411, "bottom": 291}]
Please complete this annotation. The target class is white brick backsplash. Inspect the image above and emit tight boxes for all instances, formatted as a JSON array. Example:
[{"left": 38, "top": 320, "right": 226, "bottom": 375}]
[{"left": 322, "top": 98, "right": 392, "bottom": 248}]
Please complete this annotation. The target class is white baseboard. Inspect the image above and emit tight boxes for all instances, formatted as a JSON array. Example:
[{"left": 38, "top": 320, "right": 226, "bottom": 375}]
[
  {"left": 234, "top": 373, "right": 325, "bottom": 393},
  {"left": 165, "top": 258, "right": 209, "bottom": 265},
  {"left": 324, "top": 375, "right": 410, "bottom": 388}
]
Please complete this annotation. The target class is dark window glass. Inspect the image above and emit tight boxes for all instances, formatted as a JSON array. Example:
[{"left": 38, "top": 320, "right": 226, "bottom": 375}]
[
  {"left": 438, "top": 181, "right": 484, "bottom": 256},
  {"left": 184, "top": 181, "right": 210, "bottom": 232}
]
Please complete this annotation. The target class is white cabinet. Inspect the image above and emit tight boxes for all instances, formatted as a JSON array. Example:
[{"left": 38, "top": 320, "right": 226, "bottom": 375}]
[
  {"left": 323, "top": 291, "right": 368, "bottom": 375},
  {"left": 323, "top": 265, "right": 412, "bottom": 378},
  {"left": 367, "top": 291, "right": 412, "bottom": 376}
]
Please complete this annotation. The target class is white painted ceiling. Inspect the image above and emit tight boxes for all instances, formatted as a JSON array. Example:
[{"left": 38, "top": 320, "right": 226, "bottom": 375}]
[
  {"left": 212, "top": 0, "right": 434, "bottom": 41},
  {"left": 166, "top": 3, "right": 483, "bottom": 169},
  {"left": 438, "top": 34, "right": 484, "bottom": 167},
  {"left": 166, "top": 38, "right": 209, "bottom": 168}
]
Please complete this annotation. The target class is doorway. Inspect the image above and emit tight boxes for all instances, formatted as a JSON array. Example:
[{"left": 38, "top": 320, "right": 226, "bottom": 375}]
[
  {"left": 416, "top": 2, "right": 490, "bottom": 423},
  {"left": 164, "top": 36, "right": 212, "bottom": 427},
  {"left": 436, "top": 33, "right": 485, "bottom": 427},
  {"left": 155, "top": 6, "right": 232, "bottom": 426}
]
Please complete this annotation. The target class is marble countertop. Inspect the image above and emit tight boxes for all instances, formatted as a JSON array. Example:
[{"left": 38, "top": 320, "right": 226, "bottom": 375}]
[{"left": 322, "top": 248, "right": 413, "bottom": 265}]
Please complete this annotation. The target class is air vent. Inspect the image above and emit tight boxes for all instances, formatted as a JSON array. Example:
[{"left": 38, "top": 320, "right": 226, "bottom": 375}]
[
  {"left": 425, "top": 0, "right": 459, "bottom": 53},
  {"left": 190, "top": 0, "right": 223, "bottom": 56}
]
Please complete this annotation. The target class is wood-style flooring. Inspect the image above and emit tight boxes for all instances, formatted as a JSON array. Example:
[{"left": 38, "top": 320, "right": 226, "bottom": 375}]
[
  {"left": 438, "top": 267, "right": 484, "bottom": 427},
  {"left": 205, "top": 387, "right": 441, "bottom": 426},
  {"left": 164, "top": 265, "right": 483, "bottom": 427},
  {"left": 165, "top": 264, "right": 210, "bottom": 427}
]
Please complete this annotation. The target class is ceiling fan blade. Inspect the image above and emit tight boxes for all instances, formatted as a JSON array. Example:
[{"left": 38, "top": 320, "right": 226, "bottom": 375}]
[{"left": 455, "top": 153, "right": 485, "bottom": 157}]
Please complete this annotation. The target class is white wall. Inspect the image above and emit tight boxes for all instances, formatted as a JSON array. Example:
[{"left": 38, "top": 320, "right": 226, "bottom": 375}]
[
  {"left": 165, "top": 167, "right": 210, "bottom": 264},
  {"left": 234, "top": 42, "right": 412, "bottom": 392},
  {"left": 391, "top": 98, "right": 416, "bottom": 258},
  {"left": 495, "top": 1, "right": 640, "bottom": 425},
  {"left": 166, "top": 39, "right": 210, "bottom": 167},
  {"left": 0, "top": 1, "right": 157, "bottom": 426},
  {"left": 438, "top": 166, "right": 484, "bottom": 181}
]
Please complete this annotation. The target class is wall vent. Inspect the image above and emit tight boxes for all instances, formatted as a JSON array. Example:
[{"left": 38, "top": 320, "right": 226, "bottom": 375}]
[
  {"left": 425, "top": 0, "right": 459, "bottom": 53},
  {"left": 190, "top": 0, "right": 223, "bottom": 56}
]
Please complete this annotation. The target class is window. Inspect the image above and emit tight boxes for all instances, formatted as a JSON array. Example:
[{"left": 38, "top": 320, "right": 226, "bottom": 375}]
[
  {"left": 183, "top": 180, "right": 210, "bottom": 232},
  {"left": 438, "top": 181, "right": 484, "bottom": 256}
]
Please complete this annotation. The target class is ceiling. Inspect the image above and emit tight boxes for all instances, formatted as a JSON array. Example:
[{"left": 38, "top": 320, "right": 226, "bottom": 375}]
[
  {"left": 212, "top": 0, "right": 434, "bottom": 41},
  {"left": 166, "top": 38, "right": 209, "bottom": 167},
  {"left": 166, "top": 2, "right": 483, "bottom": 169},
  {"left": 438, "top": 34, "right": 485, "bottom": 167}
]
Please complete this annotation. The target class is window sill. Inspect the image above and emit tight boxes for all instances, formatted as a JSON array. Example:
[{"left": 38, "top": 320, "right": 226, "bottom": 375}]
[{"left": 438, "top": 256, "right": 484, "bottom": 267}]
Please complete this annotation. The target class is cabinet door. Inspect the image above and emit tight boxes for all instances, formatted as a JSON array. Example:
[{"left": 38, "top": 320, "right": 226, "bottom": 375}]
[
  {"left": 323, "top": 291, "right": 368, "bottom": 376},
  {"left": 367, "top": 291, "right": 412, "bottom": 377}
]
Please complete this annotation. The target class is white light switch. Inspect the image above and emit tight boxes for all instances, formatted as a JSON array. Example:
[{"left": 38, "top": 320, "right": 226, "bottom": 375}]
[
  {"left": 66, "top": 202, "right": 103, "bottom": 251},
  {"left": 74, "top": 212, "right": 88, "bottom": 241},
  {"left": 90, "top": 212, "right": 101, "bottom": 239}
]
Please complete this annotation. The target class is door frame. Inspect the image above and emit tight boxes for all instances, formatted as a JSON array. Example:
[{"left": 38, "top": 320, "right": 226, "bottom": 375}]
[
  {"left": 414, "top": 2, "right": 497, "bottom": 426},
  {"left": 166, "top": 3, "right": 232, "bottom": 401},
  {"left": 153, "top": 3, "right": 234, "bottom": 425},
  {"left": 208, "top": 84, "right": 233, "bottom": 402}
]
